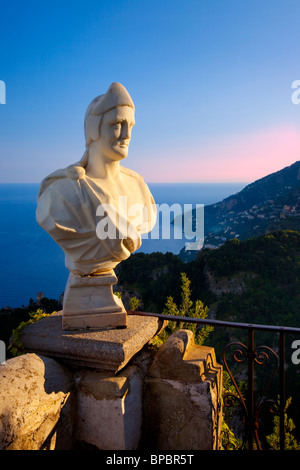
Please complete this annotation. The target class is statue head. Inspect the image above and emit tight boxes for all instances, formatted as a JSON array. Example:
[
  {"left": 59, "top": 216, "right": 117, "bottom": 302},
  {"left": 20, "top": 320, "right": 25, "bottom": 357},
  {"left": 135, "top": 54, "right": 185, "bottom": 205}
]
[{"left": 84, "top": 82, "right": 135, "bottom": 147}]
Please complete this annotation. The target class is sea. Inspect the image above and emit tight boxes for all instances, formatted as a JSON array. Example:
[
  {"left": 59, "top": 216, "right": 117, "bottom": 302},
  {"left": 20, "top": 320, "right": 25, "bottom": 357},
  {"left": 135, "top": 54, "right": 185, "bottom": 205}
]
[{"left": 0, "top": 182, "right": 246, "bottom": 308}]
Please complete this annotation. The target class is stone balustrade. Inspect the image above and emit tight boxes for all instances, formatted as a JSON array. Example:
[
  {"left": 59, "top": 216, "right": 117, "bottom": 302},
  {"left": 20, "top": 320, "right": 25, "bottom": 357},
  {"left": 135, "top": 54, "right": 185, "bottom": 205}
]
[{"left": 0, "top": 313, "right": 222, "bottom": 450}]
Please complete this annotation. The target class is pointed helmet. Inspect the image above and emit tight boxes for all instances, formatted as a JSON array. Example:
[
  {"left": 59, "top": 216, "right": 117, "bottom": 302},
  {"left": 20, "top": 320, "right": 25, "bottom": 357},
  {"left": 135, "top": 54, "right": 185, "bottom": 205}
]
[{"left": 84, "top": 82, "right": 135, "bottom": 146}]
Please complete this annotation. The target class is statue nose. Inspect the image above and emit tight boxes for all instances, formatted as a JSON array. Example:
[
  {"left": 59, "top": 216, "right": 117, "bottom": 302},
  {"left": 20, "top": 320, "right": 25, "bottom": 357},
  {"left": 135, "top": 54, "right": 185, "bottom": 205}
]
[{"left": 121, "top": 123, "right": 131, "bottom": 140}]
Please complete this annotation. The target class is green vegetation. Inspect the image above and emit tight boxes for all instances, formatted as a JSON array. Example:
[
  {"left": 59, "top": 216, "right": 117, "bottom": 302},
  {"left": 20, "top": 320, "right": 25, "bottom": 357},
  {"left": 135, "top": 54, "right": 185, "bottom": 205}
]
[
  {"left": 266, "top": 397, "right": 300, "bottom": 450},
  {"left": 117, "top": 230, "right": 300, "bottom": 330},
  {"left": 115, "top": 251, "right": 185, "bottom": 312},
  {"left": 8, "top": 309, "right": 51, "bottom": 357},
  {"left": 158, "top": 272, "right": 213, "bottom": 345},
  {"left": 129, "top": 296, "right": 141, "bottom": 312},
  {"left": 202, "top": 230, "right": 300, "bottom": 288},
  {"left": 0, "top": 296, "right": 61, "bottom": 358}
]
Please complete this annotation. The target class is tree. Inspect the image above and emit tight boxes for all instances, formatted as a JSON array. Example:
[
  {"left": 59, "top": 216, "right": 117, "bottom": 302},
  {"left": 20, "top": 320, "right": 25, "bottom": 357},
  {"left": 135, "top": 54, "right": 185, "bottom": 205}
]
[{"left": 160, "top": 272, "right": 213, "bottom": 345}]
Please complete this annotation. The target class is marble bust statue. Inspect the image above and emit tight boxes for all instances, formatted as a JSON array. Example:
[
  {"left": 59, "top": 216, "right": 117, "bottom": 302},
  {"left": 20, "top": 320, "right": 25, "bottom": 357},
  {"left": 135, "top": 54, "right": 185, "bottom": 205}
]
[{"left": 36, "top": 83, "right": 157, "bottom": 330}]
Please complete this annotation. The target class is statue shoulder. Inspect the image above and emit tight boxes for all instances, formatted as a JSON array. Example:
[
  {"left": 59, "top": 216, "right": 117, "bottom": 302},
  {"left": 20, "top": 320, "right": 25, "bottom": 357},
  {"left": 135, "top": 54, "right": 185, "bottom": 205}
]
[
  {"left": 38, "top": 164, "right": 85, "bottom": 198},
  {"left": 120, "top": 165, "right": 144, "bottom": 181}
]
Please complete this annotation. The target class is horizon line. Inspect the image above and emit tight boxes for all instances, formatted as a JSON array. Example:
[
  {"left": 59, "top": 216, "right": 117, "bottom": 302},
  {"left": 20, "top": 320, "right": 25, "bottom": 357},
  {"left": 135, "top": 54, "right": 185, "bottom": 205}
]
[{"left": 0, "top": 180, "right": 250, "bottom": 185}]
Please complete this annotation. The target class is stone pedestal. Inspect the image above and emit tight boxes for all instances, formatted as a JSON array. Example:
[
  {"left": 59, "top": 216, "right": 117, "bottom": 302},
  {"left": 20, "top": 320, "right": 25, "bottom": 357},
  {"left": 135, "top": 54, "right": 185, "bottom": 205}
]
[
  {"left": 62, "top": 270, "right": 126, "bottom": 330},
  {"left": 143, "top": 329, "right": 223, "bottom": 450},
  {"left": 19, "top": 311, "right": 164, "bottom": 373},
  {"left": 9, "top": 315, "right": 223, "bottom": 451},
  {"left": 75, "top": 364, "right": 144, "bottom": 450}
]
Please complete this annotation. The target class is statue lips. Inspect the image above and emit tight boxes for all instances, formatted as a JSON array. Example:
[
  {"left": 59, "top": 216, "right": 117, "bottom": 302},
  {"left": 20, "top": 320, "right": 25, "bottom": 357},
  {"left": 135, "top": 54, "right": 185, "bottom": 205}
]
[{"left": 114, "top": 140, "right": 129, "bottom": 153}]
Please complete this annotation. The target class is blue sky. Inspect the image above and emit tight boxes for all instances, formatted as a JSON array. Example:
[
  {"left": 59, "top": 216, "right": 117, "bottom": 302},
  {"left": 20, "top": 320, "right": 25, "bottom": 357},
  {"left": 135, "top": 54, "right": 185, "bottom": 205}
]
[{"left": 1, "top": 0, "right": 300, "bottom": 183}]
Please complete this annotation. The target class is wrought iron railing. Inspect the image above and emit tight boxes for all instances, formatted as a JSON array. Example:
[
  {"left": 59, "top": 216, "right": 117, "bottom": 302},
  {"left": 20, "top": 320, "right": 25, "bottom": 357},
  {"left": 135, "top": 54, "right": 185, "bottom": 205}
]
[{"left": 129, "top": 310, "right": 300, "bottom": 451}]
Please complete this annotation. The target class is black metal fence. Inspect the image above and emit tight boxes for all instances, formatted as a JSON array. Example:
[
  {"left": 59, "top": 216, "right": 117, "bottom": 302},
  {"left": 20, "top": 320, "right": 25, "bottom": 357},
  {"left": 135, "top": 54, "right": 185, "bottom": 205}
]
[{"left": 130, "top": 310, "right": 300, "bottom": 451}]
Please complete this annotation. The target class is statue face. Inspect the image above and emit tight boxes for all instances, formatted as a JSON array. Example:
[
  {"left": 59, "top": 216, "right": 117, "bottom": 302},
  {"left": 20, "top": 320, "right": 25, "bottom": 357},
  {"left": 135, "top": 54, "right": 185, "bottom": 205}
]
[{"left": 97, "top": 106, "right": 135, "bottom": 161}]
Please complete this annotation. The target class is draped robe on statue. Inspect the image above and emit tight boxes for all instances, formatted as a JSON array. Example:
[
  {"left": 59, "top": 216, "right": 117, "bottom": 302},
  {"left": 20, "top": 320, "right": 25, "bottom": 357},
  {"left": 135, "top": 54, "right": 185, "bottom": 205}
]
[{"left": 36, "top": 163, "right": 156, "bottom": 276}]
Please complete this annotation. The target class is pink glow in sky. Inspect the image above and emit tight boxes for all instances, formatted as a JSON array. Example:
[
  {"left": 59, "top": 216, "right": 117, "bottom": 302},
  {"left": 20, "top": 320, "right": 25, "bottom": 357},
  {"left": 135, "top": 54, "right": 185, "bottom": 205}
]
[{"left": 140, "top": 125, "right": 300, "bottom": 183}]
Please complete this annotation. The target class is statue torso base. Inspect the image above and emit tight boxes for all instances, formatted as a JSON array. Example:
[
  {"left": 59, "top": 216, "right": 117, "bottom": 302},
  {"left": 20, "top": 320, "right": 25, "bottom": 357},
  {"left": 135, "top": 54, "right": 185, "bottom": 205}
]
[{"left": 62, "top": 270, "right": 126, "bottom": 330}]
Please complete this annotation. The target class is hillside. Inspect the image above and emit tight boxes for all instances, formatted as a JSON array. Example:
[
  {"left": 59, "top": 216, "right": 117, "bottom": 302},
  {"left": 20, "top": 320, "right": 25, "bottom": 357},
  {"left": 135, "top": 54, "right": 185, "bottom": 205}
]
[
  {"left": 181, "top": 161, "right": 300, "bottom": 260},
  {"left": 195, "top": 230, "right": 300, "bottom": 325},
  {"left": 116, "top": 230, "right": 300, "bottom": 327}
]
